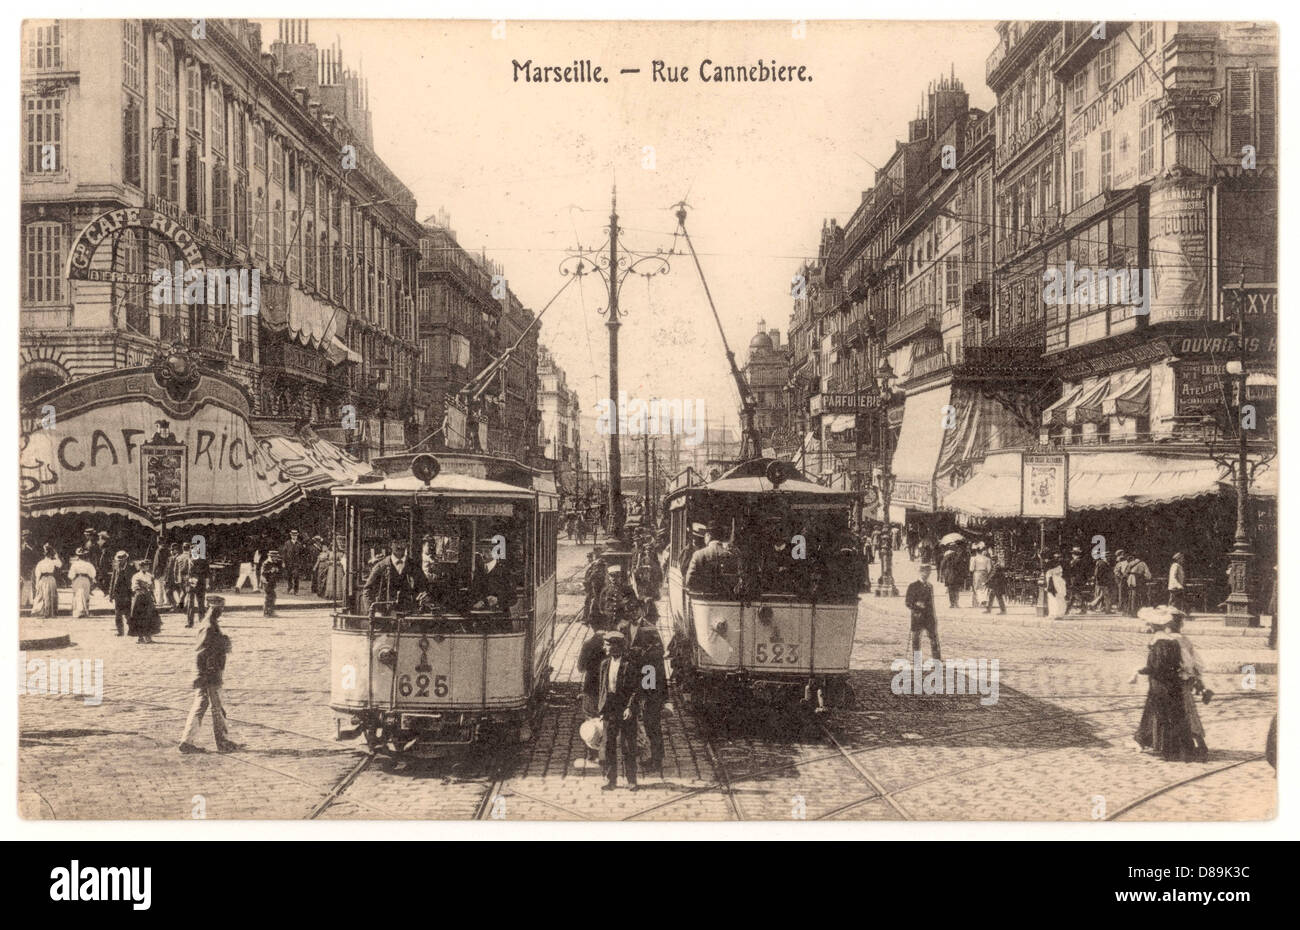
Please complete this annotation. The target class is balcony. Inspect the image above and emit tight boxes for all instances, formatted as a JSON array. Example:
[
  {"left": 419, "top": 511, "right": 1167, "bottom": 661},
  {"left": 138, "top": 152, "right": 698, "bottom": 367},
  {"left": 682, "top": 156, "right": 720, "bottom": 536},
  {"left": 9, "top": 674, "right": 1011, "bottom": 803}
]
[
  {"left": 261, "top": 339, "right": 327, "bottom": 379},
  {"left": 847, "top": 267, "right": 868, "bottom": 300},
  {"left": 995, "top": 96, "right": 1061, "bottom": 169},
  {"left": 884, "top": 305, "right": 940, "bottom": 349},
  {"left": 907, "top": 350, "right": 950, "bottom": 381}
]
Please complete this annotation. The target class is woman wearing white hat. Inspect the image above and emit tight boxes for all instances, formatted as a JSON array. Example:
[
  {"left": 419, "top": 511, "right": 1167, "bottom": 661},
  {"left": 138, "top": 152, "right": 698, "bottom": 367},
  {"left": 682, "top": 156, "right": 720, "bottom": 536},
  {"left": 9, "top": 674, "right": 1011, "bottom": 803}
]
[{"left": 67, "top": 547, "right": 97, "bottom": 618}]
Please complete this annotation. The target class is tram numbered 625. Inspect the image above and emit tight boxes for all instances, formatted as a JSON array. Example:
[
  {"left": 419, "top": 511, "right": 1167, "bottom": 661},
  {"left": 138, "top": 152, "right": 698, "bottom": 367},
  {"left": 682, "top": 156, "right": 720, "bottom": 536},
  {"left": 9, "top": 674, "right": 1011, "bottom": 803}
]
[{"left": 329, "top": 453, "right": 558, "bottom": 755}]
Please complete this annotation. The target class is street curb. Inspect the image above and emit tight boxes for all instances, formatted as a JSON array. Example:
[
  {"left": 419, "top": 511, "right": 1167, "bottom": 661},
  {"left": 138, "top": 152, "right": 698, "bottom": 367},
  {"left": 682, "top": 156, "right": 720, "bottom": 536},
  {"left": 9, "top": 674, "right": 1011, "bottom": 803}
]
[
  {"left": 20, "top": 600, "right": 333, "bottom": 620},
  {"left": 19, "top": 631, "right": 72, "bottom": 650},
  {"left": 885, "top": 604, "right": 1273, "bottom": 638}
]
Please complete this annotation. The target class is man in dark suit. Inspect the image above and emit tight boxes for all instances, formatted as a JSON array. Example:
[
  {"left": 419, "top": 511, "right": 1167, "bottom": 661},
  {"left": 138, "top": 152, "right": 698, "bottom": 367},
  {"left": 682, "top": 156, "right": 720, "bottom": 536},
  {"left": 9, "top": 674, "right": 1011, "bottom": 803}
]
[
  {"left": 282, "top": 530, "right": 304, "bottom": 594},
  {"left": 471, "top": 543, "right": 516, "bottom": 612},
  {"left": 683, "top": 524, "right": 737, "bottom": 596},
  {"left": 362, "top": 540, "right": 428, "bottom": 614},
  {"left": 596, "top": 631, "right": 641, "bottom": 791},
  {"left": 583, "top": 547, "right": 609, "bottom": 628},
  {"left": 620, "top": 605, "right": 668, "bottom": 770},
  {"left": 905, "top": 563, "right": 942, "bottom": 660},
  {"left": 939, "top": 545, "right": 966, "bottom": 609}
]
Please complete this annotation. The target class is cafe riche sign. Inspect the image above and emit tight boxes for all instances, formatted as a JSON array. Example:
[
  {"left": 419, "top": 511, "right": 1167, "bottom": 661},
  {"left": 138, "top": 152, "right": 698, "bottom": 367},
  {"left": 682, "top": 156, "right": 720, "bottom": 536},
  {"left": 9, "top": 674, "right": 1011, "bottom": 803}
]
[
  {"left": 19, "top": 352, "right": 345, "bottom": 525},
  {"left": 65, "top": 206, "right": 205, "bottom": 284}
]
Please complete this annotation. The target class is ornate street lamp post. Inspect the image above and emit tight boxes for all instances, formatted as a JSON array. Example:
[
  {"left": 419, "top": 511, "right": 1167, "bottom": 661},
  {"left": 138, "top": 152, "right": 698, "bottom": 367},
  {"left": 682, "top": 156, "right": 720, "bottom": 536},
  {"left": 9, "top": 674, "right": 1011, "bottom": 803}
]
[
  {"left": 560, "top": 188, "right": 670, "bottom": 558},
  {"left": 874, "top": 357, "right": 899, "bottom": 597}
]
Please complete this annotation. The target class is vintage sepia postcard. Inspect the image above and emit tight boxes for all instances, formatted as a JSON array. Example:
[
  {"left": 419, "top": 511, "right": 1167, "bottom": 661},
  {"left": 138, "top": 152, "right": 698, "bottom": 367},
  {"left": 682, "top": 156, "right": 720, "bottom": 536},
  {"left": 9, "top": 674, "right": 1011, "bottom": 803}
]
[{"left": 16, "top": 15, "right": 1278, "bottom": 827}]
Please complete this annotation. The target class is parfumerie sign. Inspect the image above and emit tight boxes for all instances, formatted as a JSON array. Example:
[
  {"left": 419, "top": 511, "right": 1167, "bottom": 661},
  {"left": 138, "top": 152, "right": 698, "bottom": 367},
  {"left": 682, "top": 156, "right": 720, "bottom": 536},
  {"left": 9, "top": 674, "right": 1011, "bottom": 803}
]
[
  {"left": 66, "top": 208, "right": 205, "bottom": 284},
  {"left": 810, "top": 393, "right": 880, "bottom": 415}
]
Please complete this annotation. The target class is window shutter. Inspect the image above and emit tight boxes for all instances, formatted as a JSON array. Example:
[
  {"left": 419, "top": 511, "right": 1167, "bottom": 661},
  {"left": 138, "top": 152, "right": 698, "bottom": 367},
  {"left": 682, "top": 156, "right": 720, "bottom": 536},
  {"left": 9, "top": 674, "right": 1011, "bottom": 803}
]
[
  {"left": 1257, "top": 68, "right": 1277, "bottom": 157},
  {"left": 1226, "top": 68, "right": 1253, "bottom": 156}
]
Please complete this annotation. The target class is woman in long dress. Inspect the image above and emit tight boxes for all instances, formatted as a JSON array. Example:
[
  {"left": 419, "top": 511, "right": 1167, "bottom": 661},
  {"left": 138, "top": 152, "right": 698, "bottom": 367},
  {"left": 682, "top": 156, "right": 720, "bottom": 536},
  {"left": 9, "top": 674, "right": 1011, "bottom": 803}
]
[
  {"left": 1166, "top": 612, "right": 1209, "bottom": 761},
  {"left": 128, "top": 560, "right": 162, "bottom": 643},
  {"left": 31, "top": 544, "right": 62, "bottom": 618},
  {"left": 68, "top": 547, "right": 97, "bottom": 618},
  {"left": 969, "top": 544, "right": 993, "bottom": 608},
  {"left": 1044, "top": 555, "right": 1068, "bottom": 619},
  {"left": 1133, "top": 619, "right": 1198, "bottom": 761}
]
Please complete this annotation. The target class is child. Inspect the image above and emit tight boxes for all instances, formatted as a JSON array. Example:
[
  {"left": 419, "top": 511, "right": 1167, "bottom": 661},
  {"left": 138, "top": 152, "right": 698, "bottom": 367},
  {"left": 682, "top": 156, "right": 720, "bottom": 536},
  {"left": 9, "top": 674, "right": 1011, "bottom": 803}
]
[
  {"left": 178, "top": 596, "right": 243, "bottom": 753},
  {"left": 260, "top": 549, "right": 284, "bottom": 617}
]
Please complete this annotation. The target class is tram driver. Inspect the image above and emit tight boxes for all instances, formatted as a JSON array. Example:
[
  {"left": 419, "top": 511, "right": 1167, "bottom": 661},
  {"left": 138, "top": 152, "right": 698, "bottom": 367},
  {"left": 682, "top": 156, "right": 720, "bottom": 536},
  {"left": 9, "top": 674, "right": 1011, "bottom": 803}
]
[{"left": 362, "top": 538, "right": 430, "bottom": 615}]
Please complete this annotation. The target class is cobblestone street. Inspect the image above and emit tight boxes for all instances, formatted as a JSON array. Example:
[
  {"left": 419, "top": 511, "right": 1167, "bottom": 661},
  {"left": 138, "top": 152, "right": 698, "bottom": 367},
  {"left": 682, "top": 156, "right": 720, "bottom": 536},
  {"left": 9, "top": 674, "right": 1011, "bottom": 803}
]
[{"left": 19, "top": 539, "right": 1276, "bottom": 822}]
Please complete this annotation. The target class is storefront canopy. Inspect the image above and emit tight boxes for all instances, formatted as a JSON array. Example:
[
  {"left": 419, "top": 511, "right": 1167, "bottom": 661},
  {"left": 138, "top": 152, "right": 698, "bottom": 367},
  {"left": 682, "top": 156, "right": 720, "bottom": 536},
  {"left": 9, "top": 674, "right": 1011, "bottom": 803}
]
[
  {"left": 21, "top": 366, "right": 375, "bottom": 528},
  {"left": 889, "top": 384, "right": 952, "bottom": 511},
  {"left": 1101, "top": 369, "right": 1151, "bottom": 418},
  {"left": 941, "top": 451, "right": 1023, "bottom": 518},
  {"left": 1066, "top": 452, "right": 1222, "bottom": 510},
  {"left": 943, "top": 450, "right": 1247, "bottom": 517}
]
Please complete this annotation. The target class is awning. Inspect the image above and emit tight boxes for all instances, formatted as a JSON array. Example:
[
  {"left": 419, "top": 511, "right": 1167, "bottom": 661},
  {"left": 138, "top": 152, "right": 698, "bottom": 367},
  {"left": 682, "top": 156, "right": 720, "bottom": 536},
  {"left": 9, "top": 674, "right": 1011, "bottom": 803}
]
[
  {"left": 250, "top": 420, "right": 376, "bottom": 491},
  {"left": 20, "top": 368, "right": 341, "bottom": 527},
  {"left": 826, "top": 413, "right": 856, "bottom": 433},
  {"left": 1067, "top": 378, "right": 1111, "bottom": 423},
  {"left": 1102, "top": 369, "right": 1151, "bottom": 418},
  {"left": 262, "top": 282, "right": 338, "bottom": 350},
  {"left": 1067, "top": 452, "right": 1223, "bottom": 510},
  {"left": 1042, "top": 383, "right": 1085, "bottom": 426},
  {"left": 888, "top": 383, "right": 951, "bottom": 511},
  {"left": 941, "top": 451, "right": 1023, "bottom": 518},
  {"left": 327, "top": 335, "right": 361, "bottom": 366}
]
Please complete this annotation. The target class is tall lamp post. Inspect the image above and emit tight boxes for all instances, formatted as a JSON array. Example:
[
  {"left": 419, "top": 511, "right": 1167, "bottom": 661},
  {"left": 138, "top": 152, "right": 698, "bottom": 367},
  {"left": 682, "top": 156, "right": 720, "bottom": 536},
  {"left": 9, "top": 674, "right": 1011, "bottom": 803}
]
[
  {"left": 371, "top": 361, "right": 392, "bottom": 458},
  {"left": 560, "top": 187, "right": 671, "bottom": 556},
  {"left": 1221, "top": 267, "right": 1261, "bottom": 626},
  {"left": 874, "top": 357, "right": 899, "bottom": 597}
]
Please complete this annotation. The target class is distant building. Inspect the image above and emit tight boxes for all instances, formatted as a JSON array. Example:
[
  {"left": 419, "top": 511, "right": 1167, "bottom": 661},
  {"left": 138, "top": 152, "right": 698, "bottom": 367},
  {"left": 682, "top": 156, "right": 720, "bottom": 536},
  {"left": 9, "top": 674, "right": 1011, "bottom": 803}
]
[
  {"left": 537, "top": 344, "right": 581, "bottom": 494},
  {"left": 741, "top": 320, "right": 792, "bottom": 455}
]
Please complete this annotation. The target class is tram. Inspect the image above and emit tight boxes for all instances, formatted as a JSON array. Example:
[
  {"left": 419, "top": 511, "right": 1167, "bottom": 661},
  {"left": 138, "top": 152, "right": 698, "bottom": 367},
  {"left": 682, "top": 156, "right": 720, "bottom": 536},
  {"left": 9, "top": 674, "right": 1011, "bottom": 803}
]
[
  {"left": 664, "top": 458, "right": 861, "bottom": 712},
  {"left": 328, "top": 452, "right": 559, "bottom": 754}
]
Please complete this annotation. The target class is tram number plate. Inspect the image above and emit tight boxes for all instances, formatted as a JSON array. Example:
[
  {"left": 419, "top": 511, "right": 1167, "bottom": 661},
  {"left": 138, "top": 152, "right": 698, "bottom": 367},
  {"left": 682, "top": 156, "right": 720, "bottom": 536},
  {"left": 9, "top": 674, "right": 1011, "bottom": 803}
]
[
  {"left": 754, "top": 643, "right": 801, "bottom": 665},
  {"left": 398, "top": 673, "right": 449, "bottom": 698}
]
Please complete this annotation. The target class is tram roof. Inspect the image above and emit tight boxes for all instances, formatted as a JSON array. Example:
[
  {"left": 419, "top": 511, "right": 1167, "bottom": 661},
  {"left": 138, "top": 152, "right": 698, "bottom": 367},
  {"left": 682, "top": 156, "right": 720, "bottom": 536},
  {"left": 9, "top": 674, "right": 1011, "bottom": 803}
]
[
  {"left": 665, "top": 457, "right": 857, "bottom": 505},
  {"left": 332, "top": 472, "right": 537, "bottom": 500}
]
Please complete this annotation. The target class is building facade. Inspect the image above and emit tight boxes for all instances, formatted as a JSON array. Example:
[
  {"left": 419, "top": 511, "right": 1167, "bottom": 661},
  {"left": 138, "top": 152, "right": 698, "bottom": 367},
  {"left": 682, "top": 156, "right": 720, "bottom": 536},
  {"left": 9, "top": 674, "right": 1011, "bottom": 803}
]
[
  {"left": 741, "top": 320, "right": 793, "bottom": 455},
  {"left": 790, "top": 20, "right": 1277, "bottom": 613}
]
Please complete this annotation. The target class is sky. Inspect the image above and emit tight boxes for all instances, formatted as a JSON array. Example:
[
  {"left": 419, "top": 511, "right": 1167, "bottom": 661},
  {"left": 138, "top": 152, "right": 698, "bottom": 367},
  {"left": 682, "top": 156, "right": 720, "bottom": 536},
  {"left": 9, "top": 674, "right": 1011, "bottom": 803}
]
[{"left": 259, "top": 19, "right": 997, "bottom": 431}]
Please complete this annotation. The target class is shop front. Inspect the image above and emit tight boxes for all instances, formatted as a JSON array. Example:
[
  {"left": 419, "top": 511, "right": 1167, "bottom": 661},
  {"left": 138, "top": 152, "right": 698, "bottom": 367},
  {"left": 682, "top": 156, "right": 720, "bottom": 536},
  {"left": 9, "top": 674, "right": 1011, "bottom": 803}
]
[{"left": 20, "top": 356, "right": 373, "bottom": 535}]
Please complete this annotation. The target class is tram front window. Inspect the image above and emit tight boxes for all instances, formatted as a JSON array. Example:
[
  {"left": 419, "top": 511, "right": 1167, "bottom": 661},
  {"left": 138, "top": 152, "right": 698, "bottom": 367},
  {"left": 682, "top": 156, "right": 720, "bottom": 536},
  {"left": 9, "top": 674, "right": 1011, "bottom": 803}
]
[{"left": 353, "top": 501, "right": 530, "bottom": 620}]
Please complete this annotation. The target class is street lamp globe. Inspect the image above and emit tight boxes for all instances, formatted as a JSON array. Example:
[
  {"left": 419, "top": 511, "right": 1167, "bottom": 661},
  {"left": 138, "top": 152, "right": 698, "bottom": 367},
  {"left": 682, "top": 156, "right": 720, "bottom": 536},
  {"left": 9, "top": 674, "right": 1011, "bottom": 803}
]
[{"left": 876, "top": 358, "right": 895, "bottom": 396}]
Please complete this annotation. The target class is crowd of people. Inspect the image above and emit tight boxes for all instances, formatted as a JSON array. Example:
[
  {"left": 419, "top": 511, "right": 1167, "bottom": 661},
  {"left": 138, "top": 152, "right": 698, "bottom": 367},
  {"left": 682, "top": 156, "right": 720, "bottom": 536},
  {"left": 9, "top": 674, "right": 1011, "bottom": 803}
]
[
  {"left": 576, "top": 531, "right": 667, "bottom": 791},
  {"left": 20, "top": 524, "right": 345, "bottom": 625}
]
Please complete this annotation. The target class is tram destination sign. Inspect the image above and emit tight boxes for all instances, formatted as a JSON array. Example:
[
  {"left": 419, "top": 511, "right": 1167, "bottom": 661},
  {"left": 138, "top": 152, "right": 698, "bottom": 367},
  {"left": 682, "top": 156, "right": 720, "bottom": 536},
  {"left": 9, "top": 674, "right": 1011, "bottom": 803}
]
[{"left": 449, "top": 501, "right": 515, "bottom": 517}]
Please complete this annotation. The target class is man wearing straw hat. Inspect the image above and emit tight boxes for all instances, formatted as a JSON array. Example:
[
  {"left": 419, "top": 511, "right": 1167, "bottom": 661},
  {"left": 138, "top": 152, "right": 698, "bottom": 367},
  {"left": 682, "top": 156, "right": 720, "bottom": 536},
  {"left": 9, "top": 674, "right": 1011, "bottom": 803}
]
[{"left": 596, "top": 631, "right": 641, "bottom": 791}]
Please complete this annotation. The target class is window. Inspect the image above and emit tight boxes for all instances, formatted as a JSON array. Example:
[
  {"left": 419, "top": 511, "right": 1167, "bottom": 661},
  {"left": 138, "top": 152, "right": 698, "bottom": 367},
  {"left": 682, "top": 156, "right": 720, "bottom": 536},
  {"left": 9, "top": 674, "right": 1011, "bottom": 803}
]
[
  {"left": 234, "top": 110, "right": 247, "bottom": 172},
  {"left": 1071, "top": 71, "right": 1086, "bottom": 112},
  {"left": 123, "top": 97, "right": 142, "bottom": 188},
  {"left": 25, "top": 21, "right": 62, "bottom": 71},
  {"left": 234, "top": 177, "right": 248, "bottom": 243},
  {"left": 270, "top": 135, "right": 284, "bottom": 185},
  {"left": 1100, "top": 130, "right": 1112, "bottom": 192},
  {"left": 304, "top": 220, "right": 317, "bottom": 286},
  {"left": 287, "top": 150, "right": 297, "bottom": 193},
  {"left": 1138, "top": 22, "right": 1155, "bottom": 53},
  {"left": 945, "top": 258, "right": 959, "bottom": 304},
  {"left": 186, "top": 143, "right": 205, "bottom": 217},
  {"left": 253, "top": 122, "right": 266, "bottom": 173},
  {"left": 272, "top": 200, "right": 285, "bottom": 268},
  {"left": 122, "top": 21, "right": 142, "bottom": 90},
  {"left": 210, "top": 86, "right": 226, "bottom": 157},
  {"left": 253, "top": 189, "right": 267, "bottom": 258},
  {"left": 1095, "top": 47, "right": 1115, "bottom": 90},
  {"left": 1070, "top": 149, "right": 1086, "bottom": 210},
  {"left": 155, "top": 38, "right": 176, "bottom": 117},
  {"left": 1227, "top": 67, "right": 1277, "bottom": 159},
  {"left": 24, "top": 223, "right": 64, "bottom": 304},
  {"left": 186, "top": 64, "right": 203, "bottom": 135},
  {"left": 1139, "top": 100, "right": 1158, "bottom": 178},
  {"left": 24, "top": 95, "right": 63, "bottom": 173}
]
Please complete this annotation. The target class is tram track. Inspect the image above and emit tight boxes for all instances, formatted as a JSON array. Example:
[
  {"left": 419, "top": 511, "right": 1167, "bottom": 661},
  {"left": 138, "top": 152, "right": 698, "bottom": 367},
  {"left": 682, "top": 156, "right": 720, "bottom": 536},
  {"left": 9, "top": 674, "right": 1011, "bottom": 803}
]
[
  {"left": 621, "top": 691, "right": 1272, "bottom": 821},
  {"left": 1104, "top": 755, "right": 1269, "bottom": 821}
]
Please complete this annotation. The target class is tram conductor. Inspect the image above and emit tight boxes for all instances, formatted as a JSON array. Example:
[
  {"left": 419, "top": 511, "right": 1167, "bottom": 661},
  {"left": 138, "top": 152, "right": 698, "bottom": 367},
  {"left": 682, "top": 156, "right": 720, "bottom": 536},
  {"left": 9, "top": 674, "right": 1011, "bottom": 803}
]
[
  {"left": 362, "top": 539, "right": 429, "bottom": 614},
  {"left": 683, "top": 523, "right": 737, "bottom": 596}
]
